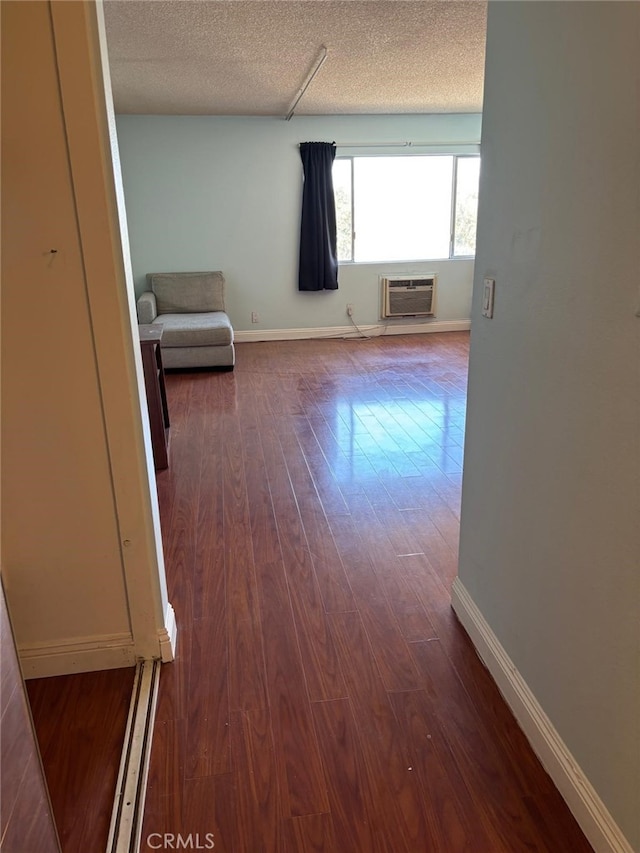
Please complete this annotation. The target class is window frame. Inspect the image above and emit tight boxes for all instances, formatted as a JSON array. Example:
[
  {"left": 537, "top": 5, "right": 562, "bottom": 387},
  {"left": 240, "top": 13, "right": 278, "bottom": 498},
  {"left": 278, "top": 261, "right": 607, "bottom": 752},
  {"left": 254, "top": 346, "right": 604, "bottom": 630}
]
[{"left": 333, "top": 152, "right": 480, "bottom": 265}]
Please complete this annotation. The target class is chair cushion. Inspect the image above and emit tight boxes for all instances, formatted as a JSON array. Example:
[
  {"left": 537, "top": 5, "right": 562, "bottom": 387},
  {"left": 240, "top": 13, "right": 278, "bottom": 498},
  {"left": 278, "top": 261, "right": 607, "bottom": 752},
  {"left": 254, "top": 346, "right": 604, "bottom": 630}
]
[
  {"left": 162, "top": 345, "right": 235, "bottom": 369},
  {"left": 153, "top": 312, "right": 233, "bottom": 348},
  {"left": 148, "top": 271, "right": 225, "bottom": 314}
]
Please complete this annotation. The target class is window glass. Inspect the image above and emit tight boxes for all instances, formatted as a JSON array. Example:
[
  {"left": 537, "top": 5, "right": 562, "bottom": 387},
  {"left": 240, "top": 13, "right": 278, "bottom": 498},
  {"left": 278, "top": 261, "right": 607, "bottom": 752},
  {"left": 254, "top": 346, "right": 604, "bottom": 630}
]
[
  {"left": 453, "top": 157, "right": 480, "bottom": 256},
  {"left": 353, "top": 156, "right": 452, "bottom": 262},
  {"left": 333, "top": 154, "right": 479, "bottom": 263},
  {"left": 332, "top": 159, "right": 353, "bottom": 262}
]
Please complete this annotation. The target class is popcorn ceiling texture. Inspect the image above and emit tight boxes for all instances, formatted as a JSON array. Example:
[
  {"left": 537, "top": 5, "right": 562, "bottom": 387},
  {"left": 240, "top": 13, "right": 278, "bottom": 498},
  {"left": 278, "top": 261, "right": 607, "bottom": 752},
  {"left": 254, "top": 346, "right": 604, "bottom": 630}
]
[{"left": 103, "top": 1, "right": 487, "bottom": 115}]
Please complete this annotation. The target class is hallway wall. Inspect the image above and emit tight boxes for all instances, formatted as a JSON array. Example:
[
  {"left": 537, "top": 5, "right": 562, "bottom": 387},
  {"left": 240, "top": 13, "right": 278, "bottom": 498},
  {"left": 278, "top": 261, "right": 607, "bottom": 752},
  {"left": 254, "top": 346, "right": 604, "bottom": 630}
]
[{"left": 457, "top": 3, "right": 640, "bottom": 849}]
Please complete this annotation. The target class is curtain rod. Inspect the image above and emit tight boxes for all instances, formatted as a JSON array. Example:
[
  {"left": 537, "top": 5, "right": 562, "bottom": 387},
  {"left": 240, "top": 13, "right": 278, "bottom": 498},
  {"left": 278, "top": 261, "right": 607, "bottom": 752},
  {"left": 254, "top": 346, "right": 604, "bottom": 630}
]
[
  {"left": 285, "top": 47, "right": 328, "bottom": 122},
  {"left": 297, "top": 141, "right": 480, "bottom": 148}
]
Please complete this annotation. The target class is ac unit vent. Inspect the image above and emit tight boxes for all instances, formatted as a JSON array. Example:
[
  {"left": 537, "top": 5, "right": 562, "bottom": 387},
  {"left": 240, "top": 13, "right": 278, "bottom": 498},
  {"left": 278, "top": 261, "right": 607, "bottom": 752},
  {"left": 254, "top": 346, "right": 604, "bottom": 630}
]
[{"left": 381, "top": 275, "right": 437, "bottom": 319}]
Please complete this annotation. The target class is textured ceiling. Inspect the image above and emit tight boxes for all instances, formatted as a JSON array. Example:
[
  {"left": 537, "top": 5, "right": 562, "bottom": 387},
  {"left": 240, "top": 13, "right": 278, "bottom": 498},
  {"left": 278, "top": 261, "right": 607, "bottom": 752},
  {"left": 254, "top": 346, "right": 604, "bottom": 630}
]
[{"left": 103, "top": 1, "right": 487, "bottom": 116}]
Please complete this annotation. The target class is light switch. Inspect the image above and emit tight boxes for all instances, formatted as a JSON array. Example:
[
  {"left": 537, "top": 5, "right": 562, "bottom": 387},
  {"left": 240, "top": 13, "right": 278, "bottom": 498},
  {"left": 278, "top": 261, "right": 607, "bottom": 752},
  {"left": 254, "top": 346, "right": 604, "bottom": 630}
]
[{"left": 482, "top": 277, "right": 495, "bottom": 318}]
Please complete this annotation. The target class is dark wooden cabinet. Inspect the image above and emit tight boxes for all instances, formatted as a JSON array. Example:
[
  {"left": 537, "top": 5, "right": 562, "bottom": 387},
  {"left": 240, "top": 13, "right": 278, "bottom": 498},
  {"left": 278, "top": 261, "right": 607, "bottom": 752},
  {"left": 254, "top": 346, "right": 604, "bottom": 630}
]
[{"left": 139, "top": 324, "right": 170, "bottom": 470}]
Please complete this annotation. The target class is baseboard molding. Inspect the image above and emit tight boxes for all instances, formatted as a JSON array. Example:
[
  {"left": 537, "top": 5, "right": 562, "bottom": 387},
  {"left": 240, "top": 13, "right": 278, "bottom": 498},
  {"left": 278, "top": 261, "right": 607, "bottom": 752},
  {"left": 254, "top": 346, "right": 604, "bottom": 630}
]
[
  {"left": 158, "top": 601, "right": 177, "bottom": 662},
  {"left": 107, "top": 659, "right": 160, "bottom": 853},
  {"left": 450, "top": 578, "right": 634, "bottom": 853},
  {"left": 234, "top": 319, "right": 470, "bottom": 343},
  {"left": 20, "top": 632, "right": 136, "bottom": 679}
]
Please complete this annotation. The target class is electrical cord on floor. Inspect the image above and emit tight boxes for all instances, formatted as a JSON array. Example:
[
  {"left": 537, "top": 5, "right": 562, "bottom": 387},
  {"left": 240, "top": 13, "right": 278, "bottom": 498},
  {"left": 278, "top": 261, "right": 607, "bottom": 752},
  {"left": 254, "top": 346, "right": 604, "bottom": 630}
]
[
  {"left": 341, "top": 311, "right": 387, "bottom": 340},
  {"left": 301, "top": 312, "right": 388, "bottom": 341}
]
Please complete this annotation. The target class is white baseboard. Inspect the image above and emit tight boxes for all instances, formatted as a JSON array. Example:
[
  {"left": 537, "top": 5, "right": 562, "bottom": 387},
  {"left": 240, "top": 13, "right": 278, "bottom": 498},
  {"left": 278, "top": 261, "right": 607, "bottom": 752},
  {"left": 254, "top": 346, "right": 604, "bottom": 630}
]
[
  {"left": 20, "top": 632, "right": 136, "bottom": 679},
  {"left": 234, "top": 319, "right": 470, "bottom": 343},
  {"left": 450, "top": 578, "right": 634, "bottom": 853},
  {"left": 158, "top": 601, "right": 177, "bottom": 662}
]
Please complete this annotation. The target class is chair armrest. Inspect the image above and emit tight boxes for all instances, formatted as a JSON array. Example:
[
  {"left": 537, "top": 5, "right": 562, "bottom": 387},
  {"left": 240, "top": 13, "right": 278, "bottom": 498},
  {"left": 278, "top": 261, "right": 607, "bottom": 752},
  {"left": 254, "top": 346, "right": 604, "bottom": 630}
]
[{"left": 137, "top": 291, "right": 158, "bottom": 324}]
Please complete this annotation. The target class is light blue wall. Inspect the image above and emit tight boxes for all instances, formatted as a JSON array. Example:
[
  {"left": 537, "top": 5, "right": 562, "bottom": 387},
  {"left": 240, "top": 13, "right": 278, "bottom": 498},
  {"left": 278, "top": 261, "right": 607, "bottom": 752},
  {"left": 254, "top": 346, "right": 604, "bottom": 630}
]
[
  {"left": 458, "top": 3, "right": 640, "bottom": 847},
  {"left": 115, "top": 114, "right": 481, "bottom": 332}
]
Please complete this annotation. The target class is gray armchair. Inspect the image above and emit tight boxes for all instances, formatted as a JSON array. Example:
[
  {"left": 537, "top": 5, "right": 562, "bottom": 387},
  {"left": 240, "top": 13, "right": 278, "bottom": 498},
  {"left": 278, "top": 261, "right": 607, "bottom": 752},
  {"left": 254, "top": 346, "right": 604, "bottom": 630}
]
[{"left": 137, "top": 271, "right": 235, "bottom": 369}]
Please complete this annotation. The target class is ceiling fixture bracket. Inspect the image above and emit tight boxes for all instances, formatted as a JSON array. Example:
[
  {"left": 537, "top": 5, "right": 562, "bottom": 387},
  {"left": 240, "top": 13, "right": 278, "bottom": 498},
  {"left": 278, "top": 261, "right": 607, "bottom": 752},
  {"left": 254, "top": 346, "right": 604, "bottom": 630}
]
[{"left": 284, "top": 46, "right": 328, "bottom": 121}]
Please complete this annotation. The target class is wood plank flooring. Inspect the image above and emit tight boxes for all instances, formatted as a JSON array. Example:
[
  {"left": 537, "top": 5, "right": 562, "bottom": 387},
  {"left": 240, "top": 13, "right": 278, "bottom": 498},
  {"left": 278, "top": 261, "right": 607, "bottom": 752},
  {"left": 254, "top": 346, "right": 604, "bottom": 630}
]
[
  {"left": 143, "top": 332, "right": 593, "bottom": 852},
  {"left": 27, "top": 667, "right": 135, "bottom": 852}
]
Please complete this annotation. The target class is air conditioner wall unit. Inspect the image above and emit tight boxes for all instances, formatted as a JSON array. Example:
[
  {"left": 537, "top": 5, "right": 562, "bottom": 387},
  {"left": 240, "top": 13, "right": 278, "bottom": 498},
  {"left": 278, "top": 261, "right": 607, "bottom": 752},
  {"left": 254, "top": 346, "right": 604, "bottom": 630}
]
[{"left": 380, "top": 274, "right": 437, "bottom": 319}]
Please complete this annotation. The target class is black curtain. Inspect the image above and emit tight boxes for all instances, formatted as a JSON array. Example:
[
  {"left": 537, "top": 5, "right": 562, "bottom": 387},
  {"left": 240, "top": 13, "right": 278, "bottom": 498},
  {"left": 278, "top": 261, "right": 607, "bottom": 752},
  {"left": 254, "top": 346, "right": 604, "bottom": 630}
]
[{"left": 298, "top": 142, "right": 339, "bottom": 291}]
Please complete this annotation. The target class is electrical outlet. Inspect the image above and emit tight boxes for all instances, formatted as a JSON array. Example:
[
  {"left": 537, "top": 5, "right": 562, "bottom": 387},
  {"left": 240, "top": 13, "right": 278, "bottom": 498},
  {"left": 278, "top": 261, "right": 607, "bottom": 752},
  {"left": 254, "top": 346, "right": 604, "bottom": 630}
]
[
  {"left": 251, "top": 311, "right": 259, "bottom": 324},
  {"left": 346, "top": 303, "right": 354, "bottom": 317}
]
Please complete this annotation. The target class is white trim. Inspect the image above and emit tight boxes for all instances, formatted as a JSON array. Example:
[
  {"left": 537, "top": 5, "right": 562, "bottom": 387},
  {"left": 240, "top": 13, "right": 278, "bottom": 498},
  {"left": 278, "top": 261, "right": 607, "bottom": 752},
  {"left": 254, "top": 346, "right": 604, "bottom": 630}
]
[
  {"left": 19, "top": 632, "right": 136, "bottom": 679},
  {"left": 107, "top": 659, "right": 160, "bottom": 853},
  {"left": 450, "top": 578, "right": 634, "bottom": 853},
  {"left": 51, "top": 1, "right": 173, "bottom": 664},
  {"left": 157, "top": 602, "right": 177, "bottom": 662},
  {"left": 234, "top": 319, "right": 471, "bottom": 343}
]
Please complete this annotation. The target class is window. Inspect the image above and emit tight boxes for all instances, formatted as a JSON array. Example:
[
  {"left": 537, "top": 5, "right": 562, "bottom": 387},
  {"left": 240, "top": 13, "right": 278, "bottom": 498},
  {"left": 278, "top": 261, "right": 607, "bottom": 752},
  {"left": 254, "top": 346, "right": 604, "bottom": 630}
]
[
  {"left": 453, "top": 157, "right": 480, "bottom": 257},
  {"left": 332, "top": 154, "right": 480, "bottom": 263}
]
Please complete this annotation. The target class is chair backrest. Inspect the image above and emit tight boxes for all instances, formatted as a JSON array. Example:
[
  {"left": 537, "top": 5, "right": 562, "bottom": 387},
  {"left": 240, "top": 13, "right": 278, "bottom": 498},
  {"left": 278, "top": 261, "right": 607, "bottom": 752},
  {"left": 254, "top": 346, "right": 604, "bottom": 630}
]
[{"left": 147, "top": 271, "right": 225, "bottom": 314}]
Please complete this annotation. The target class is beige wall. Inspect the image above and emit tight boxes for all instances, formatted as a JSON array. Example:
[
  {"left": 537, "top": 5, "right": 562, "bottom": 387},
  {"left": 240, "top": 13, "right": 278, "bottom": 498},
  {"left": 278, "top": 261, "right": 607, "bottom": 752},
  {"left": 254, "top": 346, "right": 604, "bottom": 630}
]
[
  {"left": 457, "top": 2, "right": 640, "bottom": 849},
  {"left": 1, "top": 0, "right": 173, "bottom": 675}
]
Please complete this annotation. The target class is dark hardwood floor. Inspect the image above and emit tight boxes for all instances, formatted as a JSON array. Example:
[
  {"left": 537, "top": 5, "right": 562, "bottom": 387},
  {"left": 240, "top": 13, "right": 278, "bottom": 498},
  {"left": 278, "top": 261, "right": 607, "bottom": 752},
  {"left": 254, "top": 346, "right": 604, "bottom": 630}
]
[
  {"left": 27, "top": 667, "right": 135, "bottom": 852},
  {"left": 142, "top": 332, "right": 593, "bottom": 852}
]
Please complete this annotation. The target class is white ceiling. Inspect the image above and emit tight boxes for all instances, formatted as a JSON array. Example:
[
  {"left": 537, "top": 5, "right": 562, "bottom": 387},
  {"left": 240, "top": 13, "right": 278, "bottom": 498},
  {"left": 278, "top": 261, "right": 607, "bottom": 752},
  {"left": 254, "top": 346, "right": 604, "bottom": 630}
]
[{"left": 103, "top": 1, "right": 487, "bottom": 116}]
